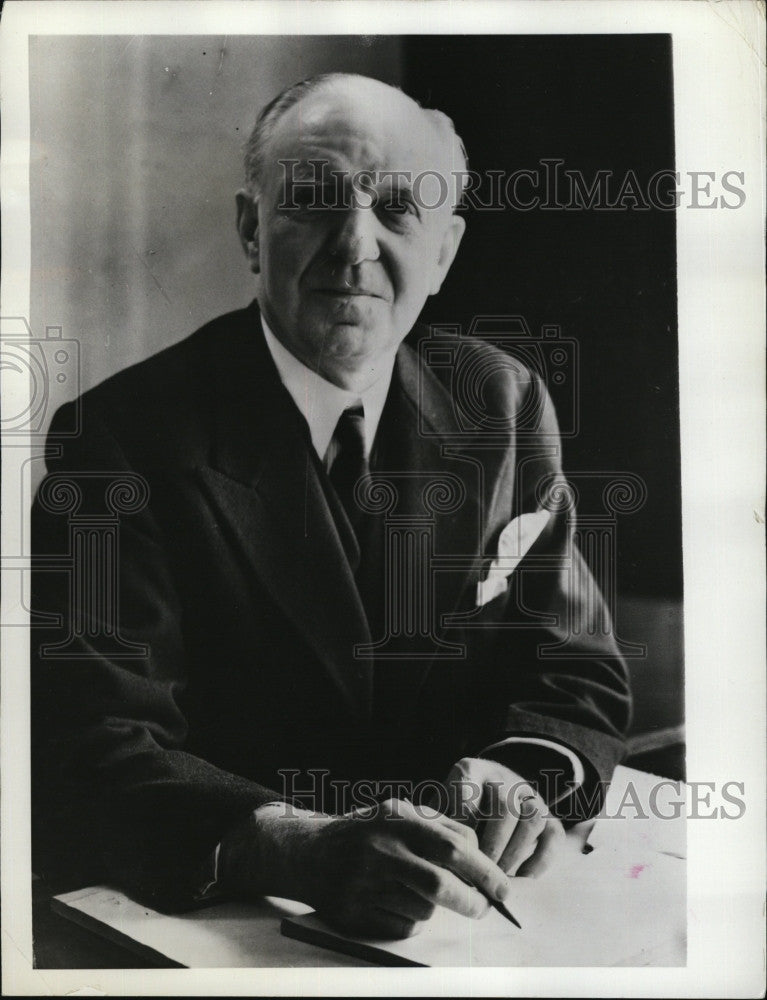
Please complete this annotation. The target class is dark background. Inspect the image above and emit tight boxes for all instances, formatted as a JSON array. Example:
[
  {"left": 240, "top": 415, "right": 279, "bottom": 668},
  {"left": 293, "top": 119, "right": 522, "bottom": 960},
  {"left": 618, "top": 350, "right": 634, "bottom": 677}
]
[{"left": 405, "top": 35, "right": 681, "bottom": 603}]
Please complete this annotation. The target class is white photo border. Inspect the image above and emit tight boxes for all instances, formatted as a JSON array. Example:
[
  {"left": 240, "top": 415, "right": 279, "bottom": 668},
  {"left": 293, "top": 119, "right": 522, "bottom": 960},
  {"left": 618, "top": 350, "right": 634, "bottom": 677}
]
[{"left": 1, "top": 1, "right": 764, "bottom": 996}]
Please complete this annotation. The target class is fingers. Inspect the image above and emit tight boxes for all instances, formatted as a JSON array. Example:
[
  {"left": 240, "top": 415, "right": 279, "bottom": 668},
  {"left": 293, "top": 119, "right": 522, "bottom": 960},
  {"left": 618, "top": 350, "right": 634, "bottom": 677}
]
[
  {"left": 419, "top": 805, "right": 471, "bottom": 838},
  {"left": 515, "top": 818, "right": 567, "bottom": 878},
  {"left": 375, "top": 782, "right": 562, "bottom": 887},
  {"left": 445, "top": 758, "right": 483, "bottom": 826},
  {"left": 318, "top": 792, "right": 565, "bottom": 935},
  {"left": 307, "top": 800, "right": 503, "bottom": 938},
  {"left": 477, "top": 780, "right": 512, "bottom": 863},
  {"left": 313, "top": 770, "right": 566, "bottom": 944},
  {"left": 365, "top": 803, "right": 502, "bottom": 916},
  {"left": 396, "top": 854, "right": 490, "bottom": 919},
  {"left": 477, "top": 779, "right": 543, "bottom": 868},
  {"left": 398, "top": 813, "right": 510, "bottom": 902},
  {"left": 498, "top": 793, "right": 549, "bottom": 875}
]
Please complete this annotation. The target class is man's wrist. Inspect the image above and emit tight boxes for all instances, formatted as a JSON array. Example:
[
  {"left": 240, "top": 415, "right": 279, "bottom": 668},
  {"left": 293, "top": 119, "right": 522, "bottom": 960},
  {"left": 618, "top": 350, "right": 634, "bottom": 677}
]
[{"left": 218, "top": 801, "right": 335, "bottom": 904}]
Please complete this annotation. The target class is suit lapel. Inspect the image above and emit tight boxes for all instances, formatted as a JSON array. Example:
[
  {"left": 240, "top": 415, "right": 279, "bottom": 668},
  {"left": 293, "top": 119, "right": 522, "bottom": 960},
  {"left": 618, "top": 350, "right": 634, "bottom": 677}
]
[
  {"left": 197, "top": 305, "right": 373, "bottom": 720},
  {"left": 372, "top": 342, "right": 488, "bottom": 645},
  {"left": 372, "top": 338, "right": 518, "bottom": 708}
]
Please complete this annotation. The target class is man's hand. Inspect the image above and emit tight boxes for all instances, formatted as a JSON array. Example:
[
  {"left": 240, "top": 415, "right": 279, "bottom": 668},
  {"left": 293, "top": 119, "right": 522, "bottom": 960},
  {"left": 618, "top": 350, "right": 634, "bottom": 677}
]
[
  {"left": 220, "top": 798, "right": 511, "bottom": 939},
  {"left": 444, "top": 757, "right": 567, "bottom": 878}
]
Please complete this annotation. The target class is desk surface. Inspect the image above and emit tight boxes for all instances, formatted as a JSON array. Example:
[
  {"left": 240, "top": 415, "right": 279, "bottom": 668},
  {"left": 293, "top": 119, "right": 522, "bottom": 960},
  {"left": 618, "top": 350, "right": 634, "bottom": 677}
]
[
  {"left": 33, "top": 875, "right": 166, "bottom": 970},
  {"left": 32, "top": 826, "right": 593, "bottom": 970},
  {"left": 33, "top": 767, "right": 685, "bottom": 970}
]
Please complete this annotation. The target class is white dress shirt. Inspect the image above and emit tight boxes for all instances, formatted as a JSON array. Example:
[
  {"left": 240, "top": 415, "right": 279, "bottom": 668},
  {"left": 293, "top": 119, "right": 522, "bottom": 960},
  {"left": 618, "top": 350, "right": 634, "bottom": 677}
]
[{"left": 261, "top": 318, "right": 395, "bottom": 466}]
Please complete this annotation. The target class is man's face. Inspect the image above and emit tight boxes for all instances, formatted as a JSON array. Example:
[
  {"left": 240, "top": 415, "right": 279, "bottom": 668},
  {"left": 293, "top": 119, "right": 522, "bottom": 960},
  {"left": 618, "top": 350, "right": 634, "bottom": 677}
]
[{"left": 238, "top": 78, "right": 465, "bottom": 389}]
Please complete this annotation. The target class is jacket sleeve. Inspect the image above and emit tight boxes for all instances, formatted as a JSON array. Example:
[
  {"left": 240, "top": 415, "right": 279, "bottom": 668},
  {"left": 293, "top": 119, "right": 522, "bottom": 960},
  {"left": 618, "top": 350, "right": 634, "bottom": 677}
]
[
  {"left": 464, "top": 369, "right": 632, "bottom": 820},
  {"left": 31, "top": 401, "right": 283, "bottom": 911}
]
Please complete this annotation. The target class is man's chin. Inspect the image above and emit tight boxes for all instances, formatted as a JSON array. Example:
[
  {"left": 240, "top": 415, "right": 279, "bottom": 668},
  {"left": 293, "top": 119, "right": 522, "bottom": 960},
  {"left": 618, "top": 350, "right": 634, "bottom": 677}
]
[
  {"left": 319, "top": 321, "right": 389, "bottom": 358},
  {"left": 324, "top": 334, "right": 380, "bottom": 370},
  {"left": 308, "top": 325, "right": 396, "bottom": 386}
]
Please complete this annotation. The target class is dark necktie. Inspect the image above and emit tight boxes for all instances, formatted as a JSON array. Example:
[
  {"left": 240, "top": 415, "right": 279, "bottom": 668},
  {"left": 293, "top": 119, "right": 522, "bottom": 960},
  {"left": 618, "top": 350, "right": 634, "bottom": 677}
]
[
  {"left": 328, "top": 405, "right": 368, "bottom": 535},
  {"left": 329, "top": 404, "right": 405, "bottom": 733}
]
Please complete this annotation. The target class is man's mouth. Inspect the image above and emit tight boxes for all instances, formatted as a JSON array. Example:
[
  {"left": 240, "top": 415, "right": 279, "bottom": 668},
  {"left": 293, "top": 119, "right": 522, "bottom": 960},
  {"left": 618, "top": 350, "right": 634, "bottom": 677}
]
[{"left": 314, "top": 287, "right": 384, "bottom": 299}]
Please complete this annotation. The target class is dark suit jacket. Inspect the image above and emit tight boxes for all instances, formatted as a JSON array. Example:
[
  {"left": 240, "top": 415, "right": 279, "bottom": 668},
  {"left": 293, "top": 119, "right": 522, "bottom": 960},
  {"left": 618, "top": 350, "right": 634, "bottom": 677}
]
[{"left": 31, "top": 301, "right": 630, "bottom": 910}]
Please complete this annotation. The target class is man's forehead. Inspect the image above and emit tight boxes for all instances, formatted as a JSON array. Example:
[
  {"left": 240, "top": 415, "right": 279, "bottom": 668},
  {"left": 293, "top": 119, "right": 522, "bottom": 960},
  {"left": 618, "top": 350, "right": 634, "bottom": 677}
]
[{"left": 264, "top": 79, "right": 454, "bottom": 178}]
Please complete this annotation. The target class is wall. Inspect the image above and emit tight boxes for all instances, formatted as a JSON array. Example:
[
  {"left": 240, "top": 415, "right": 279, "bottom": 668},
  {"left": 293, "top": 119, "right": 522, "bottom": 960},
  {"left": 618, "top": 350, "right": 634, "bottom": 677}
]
[{"left": 29, "top": 35, "right": 402, "bottom": 407}]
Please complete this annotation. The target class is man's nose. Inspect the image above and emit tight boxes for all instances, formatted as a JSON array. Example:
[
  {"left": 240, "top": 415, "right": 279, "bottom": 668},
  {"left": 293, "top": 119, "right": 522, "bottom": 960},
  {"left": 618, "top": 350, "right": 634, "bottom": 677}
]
[{"left": 328, "top": 206, "right": 380, "bottom": 266}]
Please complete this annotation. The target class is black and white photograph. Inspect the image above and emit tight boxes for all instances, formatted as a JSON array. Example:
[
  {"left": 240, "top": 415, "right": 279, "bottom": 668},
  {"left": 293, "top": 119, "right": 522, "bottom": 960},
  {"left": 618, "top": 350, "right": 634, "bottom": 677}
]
[{"left": 1, "top": 2, "right": 764, "bottom": 996}]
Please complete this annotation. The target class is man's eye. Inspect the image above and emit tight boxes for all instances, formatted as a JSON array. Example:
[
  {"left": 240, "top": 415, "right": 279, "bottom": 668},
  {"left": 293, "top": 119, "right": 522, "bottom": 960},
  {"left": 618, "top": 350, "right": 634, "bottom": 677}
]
[{"left": 380, "top": 197, "right": 417, "bottom": 219}]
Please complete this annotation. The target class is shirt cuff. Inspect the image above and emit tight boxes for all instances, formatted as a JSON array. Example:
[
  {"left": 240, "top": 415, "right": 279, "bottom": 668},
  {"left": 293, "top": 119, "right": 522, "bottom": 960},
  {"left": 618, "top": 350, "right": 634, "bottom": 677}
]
[
  {"left": 192, "top": 800, "right": 287, "bottom": 903},
  {"left": 478, "top": 736, "right": 586, "bottom": 806},
  {"left": 193, "top": 841, "right": 224, "bottom": 903}
]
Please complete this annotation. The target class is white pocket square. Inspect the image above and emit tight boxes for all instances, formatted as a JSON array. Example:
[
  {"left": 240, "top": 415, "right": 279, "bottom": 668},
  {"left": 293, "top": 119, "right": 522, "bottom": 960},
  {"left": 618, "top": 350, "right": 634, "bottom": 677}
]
[{"left": 476, "top": 509, "right": 553, "bottom": 607}]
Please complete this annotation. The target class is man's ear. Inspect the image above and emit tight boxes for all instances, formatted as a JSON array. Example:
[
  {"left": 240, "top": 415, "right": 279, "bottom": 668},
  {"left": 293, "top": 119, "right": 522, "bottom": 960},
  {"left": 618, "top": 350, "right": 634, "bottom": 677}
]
[
  {"left": 236, "top": 189, "right": 260, "bottom": 274},
  {"left": 429, "top": 214, "right": 466, "bottom": 296}
]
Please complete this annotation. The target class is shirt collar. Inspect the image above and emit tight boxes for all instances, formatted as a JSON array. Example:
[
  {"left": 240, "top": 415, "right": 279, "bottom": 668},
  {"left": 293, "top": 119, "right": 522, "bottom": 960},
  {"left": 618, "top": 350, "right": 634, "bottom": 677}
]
[{"left": 260, "top": 316, "right": 396, "bottom": 461}]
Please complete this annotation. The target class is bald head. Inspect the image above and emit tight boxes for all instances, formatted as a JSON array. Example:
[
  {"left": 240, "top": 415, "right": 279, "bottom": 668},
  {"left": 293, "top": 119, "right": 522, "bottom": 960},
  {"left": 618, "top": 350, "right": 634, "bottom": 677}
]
[{"left": 244, "top": 73, "right": 468, "bottom": 207}]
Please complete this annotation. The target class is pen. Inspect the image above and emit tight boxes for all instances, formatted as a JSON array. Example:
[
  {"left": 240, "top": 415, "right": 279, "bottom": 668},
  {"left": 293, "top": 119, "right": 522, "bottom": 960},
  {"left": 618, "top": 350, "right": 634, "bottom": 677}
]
[
  {"left": 399, "top": 793, "right": 523, "bottom": 930},
  {"left": 476, "top": 883, "right": 522, "bottom": 929},
  {"left": 454, "top": 867, "right": 522, "bottom": 929}
]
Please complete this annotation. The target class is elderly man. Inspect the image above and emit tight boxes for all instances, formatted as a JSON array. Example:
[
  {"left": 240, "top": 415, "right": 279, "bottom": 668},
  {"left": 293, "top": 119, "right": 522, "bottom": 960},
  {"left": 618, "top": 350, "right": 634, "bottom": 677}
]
[{"left": 31, "top": 74, "right": 630, "bottom": 941}]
